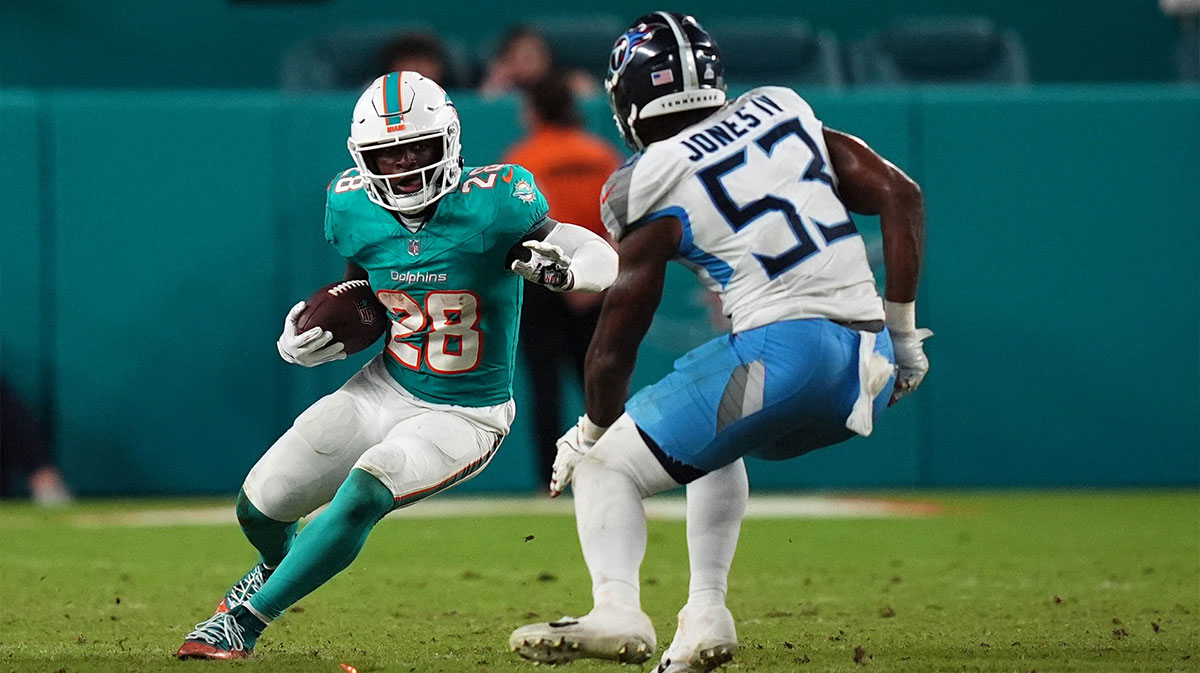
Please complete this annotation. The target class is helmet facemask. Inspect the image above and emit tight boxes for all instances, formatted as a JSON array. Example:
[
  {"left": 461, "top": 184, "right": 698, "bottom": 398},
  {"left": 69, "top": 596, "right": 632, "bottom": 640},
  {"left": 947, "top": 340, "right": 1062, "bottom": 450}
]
[{"left": 350, "top": 126, "right": 460, "bottom": 214}]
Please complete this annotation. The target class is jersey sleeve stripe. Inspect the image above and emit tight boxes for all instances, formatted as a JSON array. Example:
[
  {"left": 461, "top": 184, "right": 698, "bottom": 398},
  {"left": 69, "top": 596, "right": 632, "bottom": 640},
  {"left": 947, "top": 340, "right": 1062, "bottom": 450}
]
[{"left": 604, "top": 169, "right": 634, "bottom": 236}]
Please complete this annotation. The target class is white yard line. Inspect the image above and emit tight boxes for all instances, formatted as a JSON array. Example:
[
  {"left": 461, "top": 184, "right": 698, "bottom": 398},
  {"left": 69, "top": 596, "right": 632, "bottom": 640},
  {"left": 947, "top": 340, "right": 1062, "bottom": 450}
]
[{"left": 61, "top": 495, "right": 939, "bottom": 528}]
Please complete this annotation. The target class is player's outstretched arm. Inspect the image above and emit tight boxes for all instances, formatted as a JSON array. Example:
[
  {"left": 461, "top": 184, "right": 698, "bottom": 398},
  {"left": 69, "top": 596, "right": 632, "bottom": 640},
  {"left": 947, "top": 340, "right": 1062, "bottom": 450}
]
[
  {"left": 508, "top": 219, "right": 618, "bottom": 292},
  {"left": 824, "top": 128, "right": 932, "bottom": 404}
]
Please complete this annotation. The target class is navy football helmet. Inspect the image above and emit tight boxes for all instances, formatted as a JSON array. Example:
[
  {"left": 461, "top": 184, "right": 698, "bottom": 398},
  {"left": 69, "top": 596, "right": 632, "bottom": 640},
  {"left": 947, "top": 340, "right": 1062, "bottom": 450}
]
[{"left": 605, "top": 11, "right": 726, "bottom": 150}]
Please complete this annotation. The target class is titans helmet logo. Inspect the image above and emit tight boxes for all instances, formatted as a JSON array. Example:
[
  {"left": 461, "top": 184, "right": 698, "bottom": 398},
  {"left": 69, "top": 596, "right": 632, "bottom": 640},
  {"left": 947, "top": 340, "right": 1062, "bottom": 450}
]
[{"left": 608, "top": 24, "right": 656, "bottom": 78}]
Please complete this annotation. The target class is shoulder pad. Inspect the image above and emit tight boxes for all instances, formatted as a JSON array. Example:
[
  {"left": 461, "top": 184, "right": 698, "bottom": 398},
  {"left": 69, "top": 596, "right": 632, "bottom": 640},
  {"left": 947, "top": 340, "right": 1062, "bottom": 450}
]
[
  {"left": 741, "top": 86, "right": 817, "bottom": 122},
  {"left": 601, "top": 146, "right": 690, "bottom": 241},
  {"left": 459, "top": 164, "right": 549, "bottom": 240},
  {"left": 326, "top": 167, "right": 368, "bottom": 210},
  {"left": 599, "top": 158, "right": 638, "bottom": 241},
  {"left": 505, "top": 164, "right": 541, "bottom": 204}
]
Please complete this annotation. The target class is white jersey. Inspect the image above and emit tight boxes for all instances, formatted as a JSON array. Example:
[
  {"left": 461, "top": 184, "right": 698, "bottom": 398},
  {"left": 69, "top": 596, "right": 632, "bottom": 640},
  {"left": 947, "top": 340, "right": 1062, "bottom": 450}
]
[{"left": 600, "top": 86, "right": 884, "bottom": 333}]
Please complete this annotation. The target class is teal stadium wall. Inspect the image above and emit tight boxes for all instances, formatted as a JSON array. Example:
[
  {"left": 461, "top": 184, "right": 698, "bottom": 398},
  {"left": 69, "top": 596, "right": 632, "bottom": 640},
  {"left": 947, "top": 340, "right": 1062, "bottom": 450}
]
[
  {"left": 1, "top": 86, "right": 1197, "bottom": 494},
  {"left": 0, "top": 1, "right": 1180, "bottom": 89}
]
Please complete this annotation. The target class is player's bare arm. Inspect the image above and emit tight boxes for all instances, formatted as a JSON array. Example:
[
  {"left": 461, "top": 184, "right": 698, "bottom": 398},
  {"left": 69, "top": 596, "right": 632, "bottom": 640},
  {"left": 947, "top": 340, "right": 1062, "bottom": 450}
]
[
  {"left": 823, "top": 128, "right": 924, "bottom": 304},
  {"left": 824, "top": 127, "right": 932, "bottom": 404},
  {"left": 584, "top": 217, "right": 682, "bottom": 427},
  {"left": 544, "top": 216, "right": 678, "bottom": 498},
  {"left": 507, "top": 218, "right": 618, "bottom": 292}
]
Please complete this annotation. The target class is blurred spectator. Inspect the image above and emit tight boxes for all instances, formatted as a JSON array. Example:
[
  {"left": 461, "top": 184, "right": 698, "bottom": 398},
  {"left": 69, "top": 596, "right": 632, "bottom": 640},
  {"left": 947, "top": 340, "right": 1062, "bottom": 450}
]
[
  {"left": 1161, "top": 0, "right": 1200, "bottom": 80},
  {"left": 502, "top": 71, "right": 622, "bottom": 485},
  {"left": 479, "top": 26, "right": 597, "bottom": 98},
  {"left": 380, "top": 31, "right": 449, "bottom": 84},
  {"left": 0, "top": 379, "right": 72, "bottom": 506}
]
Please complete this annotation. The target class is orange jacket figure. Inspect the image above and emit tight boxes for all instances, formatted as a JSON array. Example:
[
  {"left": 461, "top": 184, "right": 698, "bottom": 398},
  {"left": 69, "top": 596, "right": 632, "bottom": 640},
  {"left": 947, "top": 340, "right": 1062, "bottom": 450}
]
[{"left": 504, "top": 123, "right": 621, "bottom": 241}]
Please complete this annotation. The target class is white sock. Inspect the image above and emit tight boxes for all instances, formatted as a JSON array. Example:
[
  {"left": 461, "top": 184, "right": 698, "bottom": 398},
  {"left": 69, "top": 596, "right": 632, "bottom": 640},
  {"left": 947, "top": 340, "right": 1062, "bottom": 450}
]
[
  {"left": 241, "top": 601, "right": 273, "bottom": 625},
  {"left": 572, "top": 414, "right": 677, "bottom": 612},
  {"left": 685, "top": 459, "right": 748, "bottom": 608},
  {"left": 574, "top": 458, "right": 646, "bottom": 610}
]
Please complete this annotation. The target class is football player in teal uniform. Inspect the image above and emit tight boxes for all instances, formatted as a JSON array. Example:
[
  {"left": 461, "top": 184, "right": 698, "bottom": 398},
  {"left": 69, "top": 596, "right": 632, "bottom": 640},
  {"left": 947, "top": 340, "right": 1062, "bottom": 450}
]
[{"left": 175, "top": 71, "right": 617, "bottom": 660}]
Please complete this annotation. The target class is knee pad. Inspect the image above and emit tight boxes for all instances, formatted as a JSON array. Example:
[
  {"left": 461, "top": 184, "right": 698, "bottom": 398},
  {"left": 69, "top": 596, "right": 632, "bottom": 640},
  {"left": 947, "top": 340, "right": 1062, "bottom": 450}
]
[
  {"left": 235, "top": 489, "right": 262, "bottom": 527},
  {"left": 236, "top": 488, "right": 297, "bottom": 533},
  {"left": 354, "top": 413, "right": 498, "bottom": 509},
  {"left": 581, "top": 414, "right": 680, "bottom": 498}
]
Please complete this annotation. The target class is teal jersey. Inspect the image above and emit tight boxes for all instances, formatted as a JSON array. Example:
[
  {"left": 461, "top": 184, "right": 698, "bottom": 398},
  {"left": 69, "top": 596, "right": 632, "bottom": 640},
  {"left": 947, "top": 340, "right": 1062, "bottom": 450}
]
[{"left": 324, "top": 164, "right": 549, "bottom": 406}]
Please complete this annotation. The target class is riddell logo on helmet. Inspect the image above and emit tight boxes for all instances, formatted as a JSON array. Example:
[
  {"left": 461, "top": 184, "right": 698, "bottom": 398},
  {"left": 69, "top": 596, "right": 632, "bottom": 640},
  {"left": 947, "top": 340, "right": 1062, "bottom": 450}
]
[{"left": 391, "top": 270, "right": 448, "bottom": 284}]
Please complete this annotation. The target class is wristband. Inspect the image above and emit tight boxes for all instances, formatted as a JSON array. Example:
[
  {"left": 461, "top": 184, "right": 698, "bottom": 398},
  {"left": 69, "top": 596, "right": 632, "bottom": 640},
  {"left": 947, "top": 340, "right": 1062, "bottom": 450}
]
[
  {"left": 580, "top": 415, "right": 609, "bottom": 442},
  {"left": 884, "top": 300, "right": 917, "bottom": 333}
]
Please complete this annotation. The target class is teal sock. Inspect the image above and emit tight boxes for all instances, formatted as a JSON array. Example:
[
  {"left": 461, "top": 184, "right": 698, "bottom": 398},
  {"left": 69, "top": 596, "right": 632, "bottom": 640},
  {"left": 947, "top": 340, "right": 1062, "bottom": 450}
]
[
  {"left": 236, "top": 489, "right": 298, "bottom": 568},
  {"left": 247, "top": 469, "right": 394, "bottom": 620}
]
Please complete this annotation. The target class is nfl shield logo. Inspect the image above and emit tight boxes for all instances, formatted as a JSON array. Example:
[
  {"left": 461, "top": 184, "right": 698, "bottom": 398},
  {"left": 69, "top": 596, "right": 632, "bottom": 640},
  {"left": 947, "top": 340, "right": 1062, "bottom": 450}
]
[
  {"left": 355, "top": 299, "right": 377, "bottom": 325},
  {"left": 407, "top": 239, "right": 421, "bottom": 256}
]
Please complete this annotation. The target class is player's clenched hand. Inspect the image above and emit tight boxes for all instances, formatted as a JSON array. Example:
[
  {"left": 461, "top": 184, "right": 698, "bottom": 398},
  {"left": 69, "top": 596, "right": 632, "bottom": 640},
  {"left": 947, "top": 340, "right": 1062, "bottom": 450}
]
[
  {"left": 884, "top": 300, "right": 932, "bottom": 406},
  {"left": 511, "top": 240, "right": 573, "bottom": 291},
  {"left": 276, "top": 301, "right": 348, "bottom": 367},
  {"left": 549, "top": 416, "right": 608, "bottom": 497},
  {"left": 888, "top": 327, "right": 933, "bottom": 405}
]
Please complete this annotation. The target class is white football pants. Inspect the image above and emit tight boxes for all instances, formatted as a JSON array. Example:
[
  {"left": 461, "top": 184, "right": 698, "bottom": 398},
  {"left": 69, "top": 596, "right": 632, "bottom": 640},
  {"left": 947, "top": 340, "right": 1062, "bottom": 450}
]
[{"left": 243, "top": 355, "right": 514, "bottom": 521}]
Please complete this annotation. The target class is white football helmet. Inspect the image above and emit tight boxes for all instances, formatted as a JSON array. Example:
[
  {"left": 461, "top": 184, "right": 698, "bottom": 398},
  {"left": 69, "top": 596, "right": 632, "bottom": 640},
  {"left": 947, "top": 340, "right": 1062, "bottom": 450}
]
[{"left": 347, "top": 71, "right": 463, "bottom": 214}]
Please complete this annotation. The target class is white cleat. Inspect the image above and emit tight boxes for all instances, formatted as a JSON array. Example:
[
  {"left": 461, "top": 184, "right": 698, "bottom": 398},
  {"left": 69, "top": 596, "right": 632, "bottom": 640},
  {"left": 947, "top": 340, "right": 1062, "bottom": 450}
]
[
  {"left": 510, "top": 606, "right": 656, "bottom": 665},
  {"left": 656, "top": 604, "right": 738, "bottom": 673}
]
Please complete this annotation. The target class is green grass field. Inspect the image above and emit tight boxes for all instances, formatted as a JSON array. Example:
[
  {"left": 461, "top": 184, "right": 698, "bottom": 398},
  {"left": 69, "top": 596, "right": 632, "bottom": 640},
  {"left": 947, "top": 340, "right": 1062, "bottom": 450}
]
[{"left": 1, "top": 491, "right": 1196, "bottom": 673}]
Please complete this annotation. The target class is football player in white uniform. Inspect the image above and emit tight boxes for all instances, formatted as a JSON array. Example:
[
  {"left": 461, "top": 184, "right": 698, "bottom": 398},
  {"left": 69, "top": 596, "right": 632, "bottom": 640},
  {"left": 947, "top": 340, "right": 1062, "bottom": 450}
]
[{"left": 511, "top": 12, "right": 931, "bottom": 673}]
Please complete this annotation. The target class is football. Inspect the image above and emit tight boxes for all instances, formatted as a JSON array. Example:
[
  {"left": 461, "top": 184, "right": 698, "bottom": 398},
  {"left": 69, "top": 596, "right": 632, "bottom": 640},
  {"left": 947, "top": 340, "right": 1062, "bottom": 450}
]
[{"left": 296, "top": 280, "right": 388, "bottom": 355}]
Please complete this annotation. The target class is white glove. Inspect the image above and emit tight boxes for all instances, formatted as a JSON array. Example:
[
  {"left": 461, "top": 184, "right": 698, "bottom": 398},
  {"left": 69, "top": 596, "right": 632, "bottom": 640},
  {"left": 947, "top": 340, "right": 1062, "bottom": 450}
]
[
  {"left": 276, "top": 301, "right": 347, "bottom": 367},
  {"left": 884, "top": 300, "right": 932, "bottom": 406},
  {"left": 549, "top": 415, "right": 608, "bottom": 498},
  {"left": 511, "top": 240, "right": 573, "bottom": 291}
]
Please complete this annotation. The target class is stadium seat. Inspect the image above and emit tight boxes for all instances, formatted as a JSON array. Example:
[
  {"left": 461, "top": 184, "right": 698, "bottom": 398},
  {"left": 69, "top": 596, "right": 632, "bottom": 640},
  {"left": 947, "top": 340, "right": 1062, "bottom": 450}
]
[
  {"left": 706, "top": 19, "right": 845, "bottom": 88},
  {"left": 848, "top": 17, "right": 1029, "bottom": 85},
  {"left": 280, "top": 25, "right": 476, "bottom": 91},
  {"left": 488, "top": 16, "right": 627, "bottom": 82}
]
